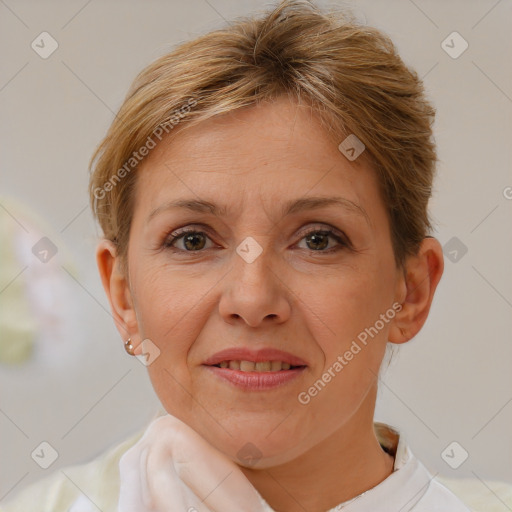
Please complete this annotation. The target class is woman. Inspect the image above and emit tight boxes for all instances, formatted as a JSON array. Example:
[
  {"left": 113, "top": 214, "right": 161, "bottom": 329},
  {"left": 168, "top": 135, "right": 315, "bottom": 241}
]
[{"left": 2, "top": 0, "right": 474, "bottom": 510}]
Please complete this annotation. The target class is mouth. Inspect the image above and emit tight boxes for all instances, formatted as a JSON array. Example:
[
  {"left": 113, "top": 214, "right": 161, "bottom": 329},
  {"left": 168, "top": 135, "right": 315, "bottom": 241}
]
[
  {"left": 210, "top": 360, "right": 305, "bottom": 372},
  {"left": 202, "top": 347, "right": 308, "bottom": 391},
  {"left": 203, "top": 347, "right": 308, "bottom": 369}
]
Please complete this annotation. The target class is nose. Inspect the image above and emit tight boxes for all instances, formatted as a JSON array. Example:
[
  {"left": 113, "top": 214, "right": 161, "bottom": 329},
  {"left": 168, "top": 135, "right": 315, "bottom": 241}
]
[{"left": 218, "top": 237, "right": 291, "bottom": 328}]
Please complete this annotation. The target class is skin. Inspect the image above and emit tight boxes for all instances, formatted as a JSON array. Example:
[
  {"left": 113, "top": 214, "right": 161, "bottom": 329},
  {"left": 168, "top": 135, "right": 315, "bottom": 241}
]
[{"left": 97, "top": 95, "right": 444, "bottom": 512}]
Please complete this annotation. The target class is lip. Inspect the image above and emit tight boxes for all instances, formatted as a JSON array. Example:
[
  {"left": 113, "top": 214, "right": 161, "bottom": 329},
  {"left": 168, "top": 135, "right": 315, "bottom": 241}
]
[
  {"left": 204, "top": 365, "right": 307, "bottom": 391},
  {"left": 202, "top": 347, "right": 308, "bottom": 392},
  {"left": 202, "top": 347, "right": 308, "bottom": 367}
]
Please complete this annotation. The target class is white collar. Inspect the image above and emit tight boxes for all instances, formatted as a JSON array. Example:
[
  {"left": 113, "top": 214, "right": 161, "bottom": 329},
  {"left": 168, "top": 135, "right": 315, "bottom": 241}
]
[{"left": 320, "top": 422, "right": 434, "bottom": 512}]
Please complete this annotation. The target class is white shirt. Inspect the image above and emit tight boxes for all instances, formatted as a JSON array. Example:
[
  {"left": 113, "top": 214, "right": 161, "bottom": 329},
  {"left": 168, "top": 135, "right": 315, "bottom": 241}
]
[
  {"left": 318, "top": 422, "right": 472, "bottom": 511},
  {"left": 109, "top": 417, "right": 472, "bottom": 512},
  {"left": 2, "top": 418, "right": 472, "bottom": 512}
]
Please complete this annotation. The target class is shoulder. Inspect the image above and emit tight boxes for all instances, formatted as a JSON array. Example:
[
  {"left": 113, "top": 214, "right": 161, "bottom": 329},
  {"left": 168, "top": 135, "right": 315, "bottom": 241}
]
[
  {"left": 375, "top": 422, "right": 512, "bottom": 512},
  {"left": 1, "top": 430, "right": 143, "bottom": 512},
  {"left": 435, "top": 474, "right": 512, "bottom": 512},
  {"left": 412, "top": 477, "right": 473, "bottom": 511}
]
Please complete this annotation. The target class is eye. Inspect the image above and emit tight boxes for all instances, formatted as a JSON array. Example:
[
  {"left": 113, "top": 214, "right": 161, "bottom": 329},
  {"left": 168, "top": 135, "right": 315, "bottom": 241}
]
[
  {"left": 163, "top": 225, "right": 350, "bottom": 254},
  {"left": 163, "top": 228, "right": 215, "bottom": 252},
  {"left": 296, "top": 227, "right": 349, "bottom": 253}
]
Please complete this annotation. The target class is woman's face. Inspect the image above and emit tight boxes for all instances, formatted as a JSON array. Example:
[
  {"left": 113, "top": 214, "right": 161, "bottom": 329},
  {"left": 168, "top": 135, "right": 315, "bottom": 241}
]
[{"left": 124, "top": 96, "right": 406, "bottom": 466}]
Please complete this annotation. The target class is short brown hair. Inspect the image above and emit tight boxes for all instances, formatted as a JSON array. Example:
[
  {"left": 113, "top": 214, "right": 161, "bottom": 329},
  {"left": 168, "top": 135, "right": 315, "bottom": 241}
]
[{"left": 89, "top": 0, "right": 437, "bottom": 272}]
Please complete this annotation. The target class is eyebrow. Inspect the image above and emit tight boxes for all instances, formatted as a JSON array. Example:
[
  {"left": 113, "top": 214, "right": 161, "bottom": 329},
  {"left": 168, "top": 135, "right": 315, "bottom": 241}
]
[{"left": 148, "top": 196, "right": 371, "bottom": 226}]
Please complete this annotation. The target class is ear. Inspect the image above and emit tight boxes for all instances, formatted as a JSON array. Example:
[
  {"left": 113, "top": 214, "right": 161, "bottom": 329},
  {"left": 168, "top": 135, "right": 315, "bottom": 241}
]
[
  {"left": 96, "top": 239, "right": 142, "bottom": 355},
  {"left": 388, "top": 236, "right": 444, "bottom": 344}
]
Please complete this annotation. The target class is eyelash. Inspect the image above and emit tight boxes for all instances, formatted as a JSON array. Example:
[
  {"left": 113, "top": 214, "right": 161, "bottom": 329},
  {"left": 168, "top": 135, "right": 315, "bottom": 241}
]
[{"left": 162, "top": 224, "right": 350, "bottom": 255}]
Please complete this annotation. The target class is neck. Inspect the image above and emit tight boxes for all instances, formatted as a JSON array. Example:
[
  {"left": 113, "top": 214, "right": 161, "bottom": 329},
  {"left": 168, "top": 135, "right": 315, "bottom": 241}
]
[{"left": 240, "top": 386, "right": 395, "bottom": 512}]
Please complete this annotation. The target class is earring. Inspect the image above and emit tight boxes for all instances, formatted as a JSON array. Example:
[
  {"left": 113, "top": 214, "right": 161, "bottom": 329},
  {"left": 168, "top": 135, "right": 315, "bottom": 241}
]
[{"left": 124, "top": 338, "right": 135, "bottom": 356}]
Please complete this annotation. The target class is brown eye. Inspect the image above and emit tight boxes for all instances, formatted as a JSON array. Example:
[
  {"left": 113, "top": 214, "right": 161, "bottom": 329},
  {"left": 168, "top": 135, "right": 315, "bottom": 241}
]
[
  {"left": 305, "top": 231, "right": 330, "bottom": 251},
  {"left": 164, "top": 230, "right": 213, "bottom": 251},
  {"left": 181, "top": 232, "right": 207, "bottom": 251},
  {"left": 297, "top": 228, "right": 348, "bottom": 253}
]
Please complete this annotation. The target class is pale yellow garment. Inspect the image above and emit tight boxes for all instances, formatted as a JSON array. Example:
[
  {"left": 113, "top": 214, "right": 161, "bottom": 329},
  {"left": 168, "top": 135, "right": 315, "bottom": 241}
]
[{"left": 2, "top": 420, "right": 511, "bottom": 512}]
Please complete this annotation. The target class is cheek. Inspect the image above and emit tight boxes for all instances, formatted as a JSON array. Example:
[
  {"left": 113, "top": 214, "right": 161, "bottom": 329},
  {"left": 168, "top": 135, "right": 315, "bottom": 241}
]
[
  {"left": 136, "top": 257, "right": 199, "bottom": 315},
  {"left": 305, "top": 262, "right": 393, "bottom": 402},
  {"left": 132, "top": 262, "right": 209, "bottom": 357},
  {"left": 315, "top": 264, "right": 391, "bottom": 341}
]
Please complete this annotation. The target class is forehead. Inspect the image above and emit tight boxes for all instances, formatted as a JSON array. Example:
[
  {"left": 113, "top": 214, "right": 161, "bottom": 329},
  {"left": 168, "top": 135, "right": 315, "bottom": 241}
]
[{"left": 134, "top": 96, "right": 382, "bottom": 225}]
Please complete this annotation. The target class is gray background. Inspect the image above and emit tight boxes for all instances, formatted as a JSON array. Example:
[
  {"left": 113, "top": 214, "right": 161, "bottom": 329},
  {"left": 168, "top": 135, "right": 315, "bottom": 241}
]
[{"left": 1, "top": 0, "right": 511, "bottom": 503}]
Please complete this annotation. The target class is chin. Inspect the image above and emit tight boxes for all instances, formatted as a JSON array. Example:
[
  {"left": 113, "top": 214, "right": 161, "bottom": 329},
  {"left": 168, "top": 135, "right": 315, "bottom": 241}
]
[
  {"left": 161, "top": 398, "right": 318, "bottom": 464},
  {"left": 200, "top": 418, "right": 312, "bottom": 468}
]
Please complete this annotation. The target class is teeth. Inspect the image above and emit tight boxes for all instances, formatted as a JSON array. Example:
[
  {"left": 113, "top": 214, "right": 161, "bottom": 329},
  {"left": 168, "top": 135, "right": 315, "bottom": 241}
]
[
  {"left": 255, "top": 361, "right": 271, "bottom": 372},
  {"left": 217, "top": 360, "right": 297, "bottom": 372},
  {"left": 240, "top": 360, "right": 255, "bottom": 372},
  {"left": 271, "top": 360, "right": 282, "bottom": 371}
]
